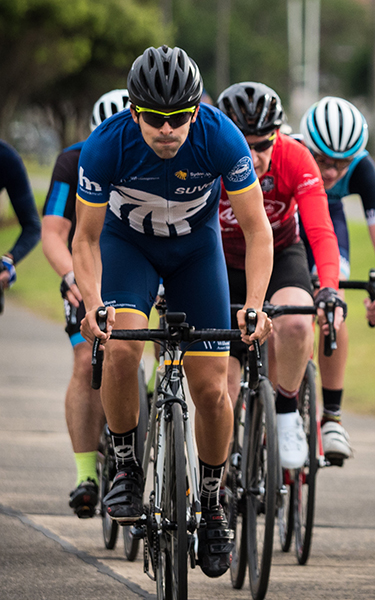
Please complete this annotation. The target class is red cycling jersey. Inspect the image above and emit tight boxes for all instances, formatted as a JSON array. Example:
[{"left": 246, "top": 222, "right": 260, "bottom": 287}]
[{"left": 219, "top": 131, "right": 340, "bottom": 289}]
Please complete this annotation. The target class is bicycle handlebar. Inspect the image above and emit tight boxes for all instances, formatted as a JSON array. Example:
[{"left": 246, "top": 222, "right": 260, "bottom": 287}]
[{"left": 91, "top": 307, "right": 260, "bottom": 389}]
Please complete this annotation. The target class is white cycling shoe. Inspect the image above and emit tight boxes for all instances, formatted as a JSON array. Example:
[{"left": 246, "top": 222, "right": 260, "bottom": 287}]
[
  {"left": 277, "top": 411, "right": 309, "bottom": 469},
  {"left": 321, "top": 421, "right": 352, "bottom": 465}
]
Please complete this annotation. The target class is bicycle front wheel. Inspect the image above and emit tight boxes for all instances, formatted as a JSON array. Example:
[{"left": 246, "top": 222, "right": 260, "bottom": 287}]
[
  {"left": 97, "top": 427, "right": 119, "bottom": 550},
  {"left": 294, "top": 360, "right": 317, "bottom": 565},
  {"left": 227, "top": 389, "right": 247, "bottom": 589},
  {"left": 245, "top": 378, "right": 277, "bottom": 600},
  {"left": 156, "top": 402, "right": 188, "bottom": 600}
]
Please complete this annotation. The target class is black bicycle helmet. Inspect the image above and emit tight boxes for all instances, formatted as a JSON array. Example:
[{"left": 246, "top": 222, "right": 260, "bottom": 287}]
[
  {"left": 127, "top": 45, "right": 203, "bottom": 110},
  {"left": 217, "top": 82, "right": 283, "bottom": 136}
]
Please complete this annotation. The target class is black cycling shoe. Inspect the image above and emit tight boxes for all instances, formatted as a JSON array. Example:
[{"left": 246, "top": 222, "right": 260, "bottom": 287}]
[
  {"left": 103, "top": 465, "right": 144, "bottom": 524},
  {"left": 69, "top": 478, "right": 98, "bottom": 519},
  {"left": 198, "top": 504, "right": 234, "bottom": 578}
]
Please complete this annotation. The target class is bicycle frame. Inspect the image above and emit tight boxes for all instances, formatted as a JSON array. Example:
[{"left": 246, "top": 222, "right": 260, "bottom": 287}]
[{"left": 142, "top": 344, "right": 201, "bottom": 533}]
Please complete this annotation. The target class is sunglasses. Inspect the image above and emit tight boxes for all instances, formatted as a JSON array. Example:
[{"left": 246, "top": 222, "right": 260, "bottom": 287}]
[
  {"left": 135, "top": 106, "right": 196, "bottom": 129},
  {"left": 313, "top": 154, "right": 352, "bottom": 173},
  {"left": 248, "top": 132, "right": 276, "bottom": 153}
]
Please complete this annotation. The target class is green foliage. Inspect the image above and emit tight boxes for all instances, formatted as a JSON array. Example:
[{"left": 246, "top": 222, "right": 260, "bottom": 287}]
[{"left": 0, "top": 0, "right": 167, "bottom": 142}]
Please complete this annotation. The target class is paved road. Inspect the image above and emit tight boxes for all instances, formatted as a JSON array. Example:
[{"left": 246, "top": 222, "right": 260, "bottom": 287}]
[{"left": 1, "top": 301, "right": 375, "bottom": 599}]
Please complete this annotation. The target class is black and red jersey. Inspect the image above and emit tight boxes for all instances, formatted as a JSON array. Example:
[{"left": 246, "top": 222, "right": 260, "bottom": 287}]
[{"left": 219, "top": 131, "right": 340, "bottom": 289}]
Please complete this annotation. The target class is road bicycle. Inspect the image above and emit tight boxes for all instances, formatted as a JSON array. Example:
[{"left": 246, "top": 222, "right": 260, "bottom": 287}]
[
  {"left": 226, "top": 299, "right": 338, "bottom": 598},
  {"left": 95, "top": 361, "right": 149, "bottom": 554},
  {"left": 91, "top": 303, "right": 254, "bottom": 600},
  {"left": 278, "top": 269, "right": 375, "bottom": 565}
]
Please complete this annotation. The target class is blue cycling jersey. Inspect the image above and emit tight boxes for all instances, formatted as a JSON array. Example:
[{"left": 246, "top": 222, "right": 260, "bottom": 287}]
[
  {"left": 77, "top": 104, "right": 258, "bottom": 237},
  {"left": 326, "top": 150, "right": 368, "bottom": 204},
  {"left": 76, "top": 104, "right": 259, "bottom": 354},
  {"left": 0, "top": 140, "right": 40, "bottom": 264}
]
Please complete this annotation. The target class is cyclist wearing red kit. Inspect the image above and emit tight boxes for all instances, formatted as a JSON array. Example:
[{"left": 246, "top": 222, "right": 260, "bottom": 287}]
[{"left": 218, "top": 82, "right": 346, "bottom": 470}]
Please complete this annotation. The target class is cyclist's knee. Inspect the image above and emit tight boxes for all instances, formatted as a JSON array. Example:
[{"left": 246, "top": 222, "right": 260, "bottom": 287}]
[
  {"left": 275, "top": 315, "right": 313, "bottom": 347},
  {"left": 105, "top": 341, "right": 142, "bottom": 378}
]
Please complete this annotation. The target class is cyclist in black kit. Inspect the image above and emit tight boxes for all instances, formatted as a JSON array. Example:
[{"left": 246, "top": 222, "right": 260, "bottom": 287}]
[
  {"left": 0, "top": 140, "right": 40, "bottom": 289},
  {"left": 42, "top": 90, "right": 130, "bottom": 518}
]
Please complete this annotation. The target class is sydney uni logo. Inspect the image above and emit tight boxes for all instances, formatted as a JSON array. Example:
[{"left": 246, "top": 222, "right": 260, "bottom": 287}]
[
  {"left": 175, "top": 169, "right": 188, "bottom": 180},
  {"left": 79, "top": 166, "right": 102, "bottom": 192}
]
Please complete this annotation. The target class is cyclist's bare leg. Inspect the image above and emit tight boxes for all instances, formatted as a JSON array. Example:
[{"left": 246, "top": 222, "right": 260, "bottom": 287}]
[
  {"left": 184, "top": 355, "right": 233, "bottom": 465},
  {"left": 227, "top": 356, "right": 241, "bottom": 408},
  {"left": 65, "top": 341, "right": 105, "bottom": 452},
  {"left": 269, "top": 286, "right": 314, "bottom": 392},
  {"left": 100, "top": 311, "right": 147, "bottom": 434}
]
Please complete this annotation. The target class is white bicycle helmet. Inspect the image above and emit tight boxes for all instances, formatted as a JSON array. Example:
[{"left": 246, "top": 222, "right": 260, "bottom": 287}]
[
  {"left": 300, "top": 96, "right": 368, "bottom": 159},
  {"left": 91, "top": 89, "right": 130, "bottom": 131}
]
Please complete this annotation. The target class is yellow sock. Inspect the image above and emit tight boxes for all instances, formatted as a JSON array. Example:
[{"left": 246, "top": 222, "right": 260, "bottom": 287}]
[{"left": 74, "top": 451, "right": 98, "bottom": 487}]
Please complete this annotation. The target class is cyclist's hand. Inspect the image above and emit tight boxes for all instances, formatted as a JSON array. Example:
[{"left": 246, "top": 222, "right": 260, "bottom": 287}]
[
  {"left": 0, "top": 256, "right": 16, "bottom": 288},
  {"left": 237, "top": 308, "right": 272, "bottom": 346},
  {"left": 314, "top": 287, "right": 347, "bottom": 334},
  {"left": 364, "top": 297, "right": 375, "bottom": 326},
  {"left": 80, "top": 305, "right": 115, "bottom": 345},
  {"left": 60, "top": 271, "right": 82, "bottom": 308}
]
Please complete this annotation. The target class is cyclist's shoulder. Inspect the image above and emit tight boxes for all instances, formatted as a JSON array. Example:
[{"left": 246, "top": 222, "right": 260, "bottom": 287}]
[
  {"left": 271, "top": 133, "right": 320, "bottom": 185},
  {"left": 0, "top": 139, "right": 25, "bottom": 173}
]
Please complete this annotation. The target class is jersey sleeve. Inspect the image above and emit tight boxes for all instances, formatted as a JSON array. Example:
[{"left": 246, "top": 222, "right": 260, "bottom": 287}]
[
  {"left": 207, "top": 112, "right": 258, "bottom": 194},
  {"left": 294, "top": 146, "right": 340, "bottom": 289},
  {"left": 348, "top": 155, "right": 375, "bottom": 226},
  {"left": 43, "top": 148, "right": 80, "bottom": 222},
  {"left": 76, "top": 128, "right": 116, "bottom": 207},
  {"left": 0, "top": 142, "right": 41, "bottom": 264}
]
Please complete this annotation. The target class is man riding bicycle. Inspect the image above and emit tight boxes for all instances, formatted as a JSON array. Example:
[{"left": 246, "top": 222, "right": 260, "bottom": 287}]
[
  {"left": 217, "top": 82, "right": 346, "bottom": 470},
  {"left": 299, "top": 96, "right": 375, "bottom": 462},
  {"left": 42, "top": 90, "right": 130, "bottom": 518},
  {"left": 0, "top": 140, "right": 40, "bottom": 291},
  {"left": 72, "top": 46, "right": 273, "bottom": 578}
]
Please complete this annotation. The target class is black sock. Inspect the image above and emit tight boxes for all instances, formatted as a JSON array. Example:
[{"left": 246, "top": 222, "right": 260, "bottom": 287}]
[
  {"left": 109, "top": 426, "right": 139, "bottom": 470},
  {"left": 275, "top": 385, "right": 298, "bottom": 414},
  {"left": 199, "top": 458, "right": 225, "bottom": 510},
  {"left": 322, "top": 388, "right": 342, "bottom": 423}
]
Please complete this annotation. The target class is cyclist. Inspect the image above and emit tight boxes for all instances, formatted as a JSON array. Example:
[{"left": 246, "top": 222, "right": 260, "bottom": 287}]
[
  {"left": 42, "top": 90, "right": 130, "bottom": 518},
  {"left": 0, "top": 140, "right": 41, "bottom": 289},
  {"left": 72, "top": 45, "right": 273, "bottom": 578},
  {"left": 300, "top": 96, "right": 375, "bottom": 462},
  {"left": 217, "top": 82, "right": 346, "bottom": 470}
]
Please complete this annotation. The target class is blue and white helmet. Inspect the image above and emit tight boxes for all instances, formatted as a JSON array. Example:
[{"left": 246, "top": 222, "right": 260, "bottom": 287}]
[
  {"left": 90, "top": 89, "right": 130, "bottom": 131},
  {"left": 300, "top": 96, "right": 368, "bottom": 159}
]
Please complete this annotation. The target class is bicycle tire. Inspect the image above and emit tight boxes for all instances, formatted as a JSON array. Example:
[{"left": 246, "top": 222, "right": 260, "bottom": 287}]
[
  {"left": 227, "top": 389, "right": 247, "bottom": 589},
  {"left": 155, "top": 402, "right": 188, "bottom": 600},
  {"left": 278, "top": 473, "right": 294, "bottom": 553},
  {"left": 97, "top": 427, "right": 119, "bottom": 550},
  {"left": 294, "top": 360, "right": 317, "bottom": 565},
  {"left": 124, "top": 361, "right": 149, "bottom": 561},
  {"left": 245, "top": 377, "right": 277, "bottom": 600}
]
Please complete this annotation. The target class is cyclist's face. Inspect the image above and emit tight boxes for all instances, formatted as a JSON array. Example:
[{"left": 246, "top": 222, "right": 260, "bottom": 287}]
[
  {"left": 313, "top": 154, "right": 352, "bottom": 190},
  {"left": 131, "top": 106, "right": 199, "bottom": 159},
  {"left": 245, "top": 133, "right": 275, "bottom": 178}
]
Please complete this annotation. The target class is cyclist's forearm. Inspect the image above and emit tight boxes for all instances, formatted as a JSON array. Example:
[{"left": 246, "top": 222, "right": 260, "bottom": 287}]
[
  {"left": 72, "top": 239, "right": 103, "bottom": 311},
  {"left": 42, "top": 230, "right": 73, "bottom": 277},
  {"left": 243, "top": 229, "right": 273, "bottom": 310},
  {"left": 368, "top": 223, "right": 375, "bottom": 253}
]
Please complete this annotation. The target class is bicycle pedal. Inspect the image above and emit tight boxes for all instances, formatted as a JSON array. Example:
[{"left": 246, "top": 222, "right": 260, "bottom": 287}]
[{"left": 127, "top": 524, "right": 145, "bottom": 539}]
